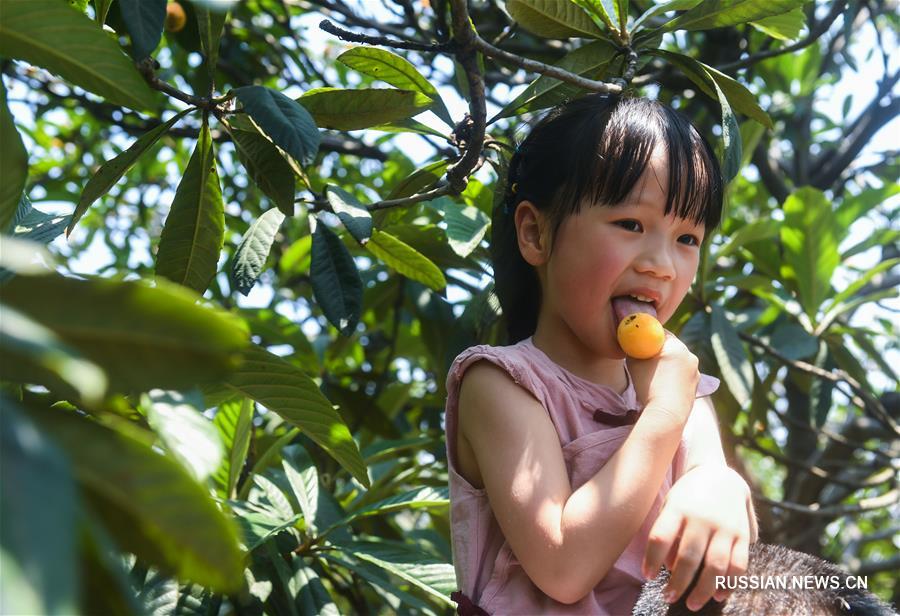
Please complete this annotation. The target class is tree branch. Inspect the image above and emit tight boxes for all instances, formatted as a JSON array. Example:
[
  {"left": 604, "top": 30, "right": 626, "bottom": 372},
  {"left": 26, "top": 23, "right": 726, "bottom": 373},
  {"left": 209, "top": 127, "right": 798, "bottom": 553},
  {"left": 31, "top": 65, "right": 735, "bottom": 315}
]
[
  {"left": 755, "top": 487, "right": 899, "bottom": 517},
  {"left": 718, "top": 1, "right": 847, "bottom": 72}
]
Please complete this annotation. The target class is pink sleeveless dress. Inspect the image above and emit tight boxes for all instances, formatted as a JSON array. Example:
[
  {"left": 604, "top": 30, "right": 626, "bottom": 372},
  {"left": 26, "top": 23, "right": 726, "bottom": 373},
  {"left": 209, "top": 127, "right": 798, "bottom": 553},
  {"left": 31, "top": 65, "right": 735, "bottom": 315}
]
[{"left": 444, "top": 337, "right": 720, "bottom": 615}]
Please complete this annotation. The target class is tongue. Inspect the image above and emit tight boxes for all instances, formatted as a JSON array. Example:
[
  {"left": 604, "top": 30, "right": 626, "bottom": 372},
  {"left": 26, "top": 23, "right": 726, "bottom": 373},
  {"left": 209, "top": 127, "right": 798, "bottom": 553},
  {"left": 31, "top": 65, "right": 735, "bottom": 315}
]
[{"left": 612, "top": 296, "right": 657, "bottom": 325}]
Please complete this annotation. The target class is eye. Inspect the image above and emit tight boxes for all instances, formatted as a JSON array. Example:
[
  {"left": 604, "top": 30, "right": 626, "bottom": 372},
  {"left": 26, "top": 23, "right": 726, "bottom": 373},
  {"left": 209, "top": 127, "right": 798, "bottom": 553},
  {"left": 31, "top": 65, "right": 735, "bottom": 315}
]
[
  {"left": 615, "top": 220, "right": 643, "bottom": 232},
  {"left": 678, "top": 234, "right": 701, "bottom": 246}
]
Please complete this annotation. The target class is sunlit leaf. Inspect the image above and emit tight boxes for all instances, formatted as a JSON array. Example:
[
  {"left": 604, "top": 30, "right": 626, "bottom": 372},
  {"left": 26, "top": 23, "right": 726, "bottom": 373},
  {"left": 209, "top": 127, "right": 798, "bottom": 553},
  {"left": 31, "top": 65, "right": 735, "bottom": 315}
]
[
  {"left": 231, "top": 208, "right": 286, "bottom": 296},
  {"left": 0, "top": 0, "right": 159, "bottom": 110}
]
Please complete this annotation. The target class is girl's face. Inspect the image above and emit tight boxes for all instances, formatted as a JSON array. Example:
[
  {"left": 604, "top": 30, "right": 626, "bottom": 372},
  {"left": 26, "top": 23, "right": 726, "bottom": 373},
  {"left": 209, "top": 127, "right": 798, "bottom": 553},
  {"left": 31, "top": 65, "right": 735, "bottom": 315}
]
[{"left": 529, "top": 147, "right": 705, "bottom": 360}]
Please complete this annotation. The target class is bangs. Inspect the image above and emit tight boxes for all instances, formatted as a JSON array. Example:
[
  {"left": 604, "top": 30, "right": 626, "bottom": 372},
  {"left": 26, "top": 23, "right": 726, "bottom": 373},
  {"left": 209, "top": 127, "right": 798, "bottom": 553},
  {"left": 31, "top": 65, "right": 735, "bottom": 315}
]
[{"left": 550, "top": 98, "right": 722, "bottom": 237}]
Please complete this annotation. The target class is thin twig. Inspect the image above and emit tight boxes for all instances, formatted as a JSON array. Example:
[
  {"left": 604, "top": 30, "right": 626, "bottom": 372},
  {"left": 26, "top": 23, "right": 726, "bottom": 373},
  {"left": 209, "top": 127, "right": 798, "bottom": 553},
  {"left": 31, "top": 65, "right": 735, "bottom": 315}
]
[
  {"left": 319, "top": 19, "right": 454, "bottom": 52},
  {"left": 755, "top": 488, "right": 899, "bottom": 517},
  {"left": 718, "top": 1, "right": 847, "bottom": 72}
]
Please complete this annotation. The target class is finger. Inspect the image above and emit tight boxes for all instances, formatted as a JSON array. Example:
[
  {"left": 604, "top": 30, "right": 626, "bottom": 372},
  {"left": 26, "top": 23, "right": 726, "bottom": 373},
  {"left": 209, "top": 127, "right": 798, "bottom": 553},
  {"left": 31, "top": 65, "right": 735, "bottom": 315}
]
[
  {"left": 643, "top": 507, "right": 684, "bottom": 579},
  {"left": 714, "top": 535, "right": 749, "bottom": 602},
  {"left": 663, "top": 522, "right": 710, "bottom": 604},
  {"left": 685, "top": 531, "right": 734, "bottom": 611}
]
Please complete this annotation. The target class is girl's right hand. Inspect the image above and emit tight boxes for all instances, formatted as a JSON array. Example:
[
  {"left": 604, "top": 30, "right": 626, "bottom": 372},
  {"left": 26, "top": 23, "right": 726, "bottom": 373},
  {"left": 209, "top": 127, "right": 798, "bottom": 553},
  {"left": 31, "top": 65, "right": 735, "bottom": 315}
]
[{"left": 626, "top": 331, "right": 700, "bottom": 422}]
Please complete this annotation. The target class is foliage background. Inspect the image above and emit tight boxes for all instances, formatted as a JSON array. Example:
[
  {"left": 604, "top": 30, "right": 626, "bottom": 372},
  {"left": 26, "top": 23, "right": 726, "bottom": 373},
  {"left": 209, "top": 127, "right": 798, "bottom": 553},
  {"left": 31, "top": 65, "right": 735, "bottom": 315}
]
[{"left": 1, "top": 0, "right": 898, "bottom": 613}]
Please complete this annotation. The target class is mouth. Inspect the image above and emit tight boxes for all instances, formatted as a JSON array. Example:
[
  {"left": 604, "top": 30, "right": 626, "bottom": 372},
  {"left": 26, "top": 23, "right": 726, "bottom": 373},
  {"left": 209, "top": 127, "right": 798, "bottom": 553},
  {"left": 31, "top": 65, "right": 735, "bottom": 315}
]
[{"left": 610, "top": 294, "right": 659, "bottom": 326}]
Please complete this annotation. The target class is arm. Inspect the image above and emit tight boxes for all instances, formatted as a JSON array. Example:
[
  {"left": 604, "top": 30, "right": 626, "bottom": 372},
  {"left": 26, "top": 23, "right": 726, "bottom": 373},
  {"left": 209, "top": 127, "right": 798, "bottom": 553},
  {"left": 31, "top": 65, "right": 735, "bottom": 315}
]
[
  {"left": 680, "top": 397, "right": 758, "bottom": 541},
  {"left": 642, "top": 397, "right": 758, "bottom": 610},
  {"left": 459, "top": 361, "right": 690, "bottom": 604}
]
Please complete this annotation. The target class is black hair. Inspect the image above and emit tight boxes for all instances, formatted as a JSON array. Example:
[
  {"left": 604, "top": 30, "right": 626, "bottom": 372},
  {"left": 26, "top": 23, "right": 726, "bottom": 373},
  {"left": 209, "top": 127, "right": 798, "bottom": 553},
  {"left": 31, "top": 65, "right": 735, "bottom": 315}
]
[{"left": 490, "top": 94, "right": 724, "bottom": 344}]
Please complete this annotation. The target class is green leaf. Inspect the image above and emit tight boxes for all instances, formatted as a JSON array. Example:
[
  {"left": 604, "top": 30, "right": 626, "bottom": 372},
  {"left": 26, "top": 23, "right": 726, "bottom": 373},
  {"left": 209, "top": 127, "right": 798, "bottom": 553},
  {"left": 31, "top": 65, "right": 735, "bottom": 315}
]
[
  {"left": 750, "top": 7, "right": 805, "bottom": 40},
  {"left": 234, "top": 86, "right": 321, "bottom": 167},
  {"left": 366, "top": 230, "right": 446, "bottom": 291},
  {"left": 231, "top": 208, "right": 286, "bottom": 296},
  {"left": 335, "top": 538, "right": 456, "bottom": 606},
  {"left": 2, "top": 273, "right": 247, "bottom": 393},
  {"left": 118, "top": 0, "right": 166, "bottom": 59},
  {"left": 337, "top": 46, "right": 453, "bottom": 127},
  {"left": 651, "top": 49, "right": 773, "bottom": 128},
  {"left": 31, "top": 407, "right": 245, "bottom": 593},
  {"left": 298, "top": 88, "right": 432, "bottom": 131},
  {"left": 322, "top": 487, "right": 449, "bottom": 537},
  {"left": 10, "top": 206, "right": 70, "bottom": 246},
  {"left": 294, "top": 562, "right": 339, "bottom": 616},
  {"left": 661, "top": 0, "right": 807, "bottom": 32},
  {"left": 195, "top": 4, "right": 229, "bottom": 85},
  {"left": 221, "top": 344, "right": 370, "bottom": 487},
  {"left": 709, "top": 303, "right": 753, "bottom": 408},
  {"left": 370, "top": 117, "right": 448, "bottom": 138},
  {"left": 506, "top": 0, "right": 606, "bottom": 38},
  {"left": 780, "top": 187, "right": 841, "bottom": 321},
  {"left": 325, "top": 185, "right": 373, "bottom": 245},
  {"left": 213, "top": 398, "right": 254, "bottom": 499},
  {"left": 0, "top": 83, "right": 28, "bottom": 233},
  {"left": 310, "top": 218, "right": 363, "bottom": 335},
  {"left": 571, "top": 0, "right": 625, "bottom": 35},
  {"left": 0, "top": 401, "right": 78, "bottom": 616},
  {"left": 156, "top": 119, "right": 225, "bottom": 294},
  {"left": 632, "top": 0, "right": 702, "bottom": 31},
  {"left": 436, "top": 198, "right": 490, "bottom": 258},
  {"left": 70, "top": 108, "right": 192, "bottom": 236},
  {"left": 491, "top": 39, "right": 617, "bottom": 122},
  {"left": 823, "top": 258, "right": 900, "bottom": 318},
  {"left": 711, "top": 77, "right": 742, "bottom": 181},
  {"left": 715, "top": 218, "right": 780, "bottom": 259},
  {"left": 0, "top": 0, "right": 159, "bottom": 111},
  {"left": 282, "top": 448, "right": 319, "bottom": 533},
  {"left": 320, "top": 552, "right": 437, "bottom": 614},
  {"left": 0, "top": 304, "right": 107, "bottom": 403},
  {"left": 386, "top": 159, "right": 450, "bottom": 201},
  {"left": 93, "top": 0, "right": 115, "bottom": 25},
  {"left": 224, "top": 120, "right": 296, "bottom": 216},
  {"left": 145, "top": 389, "right": 224, "bottom": 482}
]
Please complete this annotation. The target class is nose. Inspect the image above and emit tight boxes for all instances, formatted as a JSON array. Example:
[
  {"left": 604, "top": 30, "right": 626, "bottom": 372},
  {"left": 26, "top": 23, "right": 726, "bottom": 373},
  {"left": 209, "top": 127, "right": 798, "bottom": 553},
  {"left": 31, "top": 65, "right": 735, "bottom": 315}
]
[{"left": 634, "top": 241, "right": 676, "bottom": 280}]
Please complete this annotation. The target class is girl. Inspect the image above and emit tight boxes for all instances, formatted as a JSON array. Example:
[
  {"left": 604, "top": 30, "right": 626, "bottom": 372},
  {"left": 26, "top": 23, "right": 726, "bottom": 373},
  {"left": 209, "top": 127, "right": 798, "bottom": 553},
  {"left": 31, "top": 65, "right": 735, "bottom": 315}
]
[{"left": 445, "top": 95, "right": 758, "bottom": 615}]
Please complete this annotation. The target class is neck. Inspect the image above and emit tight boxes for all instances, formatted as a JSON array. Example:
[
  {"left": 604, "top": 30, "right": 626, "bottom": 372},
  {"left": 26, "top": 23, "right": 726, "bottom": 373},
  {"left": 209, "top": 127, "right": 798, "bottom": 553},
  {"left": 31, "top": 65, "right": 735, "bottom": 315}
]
[{"left": 531, "top": 319, "right": 628, "bottom": 394}]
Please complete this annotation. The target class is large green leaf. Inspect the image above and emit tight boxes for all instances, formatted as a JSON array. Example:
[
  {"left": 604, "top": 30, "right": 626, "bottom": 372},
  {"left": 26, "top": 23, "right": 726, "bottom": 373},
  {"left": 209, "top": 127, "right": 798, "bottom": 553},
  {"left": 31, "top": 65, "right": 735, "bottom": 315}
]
[
  {"left": 506, "top": 0, "right": 606, "bottom": 38},
  {"left": 224, "top": 121, "right": 296, "bottom": 216},
  {"left": 321, "top": 487, "right": 449, "bottom": 538},
  {"left": 145, "top": 389, "right": 224, "bottom": 482},
  {"left": 9, "top": 206, "right": 70, "bottom": 247},
  {"left": 234, "top": 86, "right": 320, "bottom": 167},
  {"left": 0, "top": 83, "right": 27, "bottom": 232},
  {"left": 386, "top": 159, "right": 450, "bottom": 201},
  {"left": 651, "top": 49, "right": 772, "bottom": 128},
  {"left": 1, "top": 273, "right": 247, "bottom": 392},
  {"left": 366, "top": 230, "right": 446, "bottom": 291},
  {"left": 118, "top": 0, "right": 166, "bottom": 59},
  {"left": 231, "top": 207, "right": 286, "bottom": 296},
  {"left": 195, "top": 4, "right": 229, "bottom": 85},
  {"left": 780, "top": 187, "right": 842, "bottom": 322},
  {"left": 432, "top": 198, "right": 490, "bottom": 258},
  {"left": 750, "top": 7, "right": 805, "bottom": 40},
  {"left": 310, "top": 219, "right": 363, "bottom": 335},
  {"left": 337, "top": 46, "right": 453, "bottom": 127},
  {"left": 335, "top": 538, "right": 456, "bottom": 606},
  {"left": 572, "top": 0, "right": 626, "bottom": 35},
  {"left": 661, "top": 0, "right": 806, "bottom": 32},
  {"left": 212, "top": 398, "right": 254, "bottom": 499},
  {"left": 632, "top": 0, "right": 703, "bottom": 31},
  {"left": 0, "top": 0, "right": 159, "bottom": 111},
  {"left": 70, "top": 108, "right": 193, "bottom": 236},
  {"left": 156, "top": 120, "right": 225, "bottom": 294},
  {"left": 715, "top": 219, "right": 780, "bottom": 260},
  {"left": 31, "top": 407, "right": 244, "bottom": 593},
  {"left": 709, "top": 303, "right": 753, "bottom": 408},
  {"left": 320, "top": 552, "right": 437, "bottom": 614},
  {"left": 298, "top": 88, "right": 433, "bottom": 131},
  {"left": 0, "top": 304, "right": 107, "bottom": 403},
  {"left": 221, "top": 344, "right": 369, "bottom": 487},
  {"left": 492, "top": 40, "right": 616, "bottom": 122},
  {"left": 325, "top": 185, "right": 373, "bottom": 245},
  {"left": 0, "top": 402, "right": 78, "bottom": 616}
]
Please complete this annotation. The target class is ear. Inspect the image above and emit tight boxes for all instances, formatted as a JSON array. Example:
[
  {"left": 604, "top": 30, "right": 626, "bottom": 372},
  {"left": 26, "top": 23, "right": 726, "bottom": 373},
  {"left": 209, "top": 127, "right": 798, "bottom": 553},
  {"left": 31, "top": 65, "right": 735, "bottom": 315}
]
[{"left": 515, "top": 200, "right": 550, "bottom": 266}]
